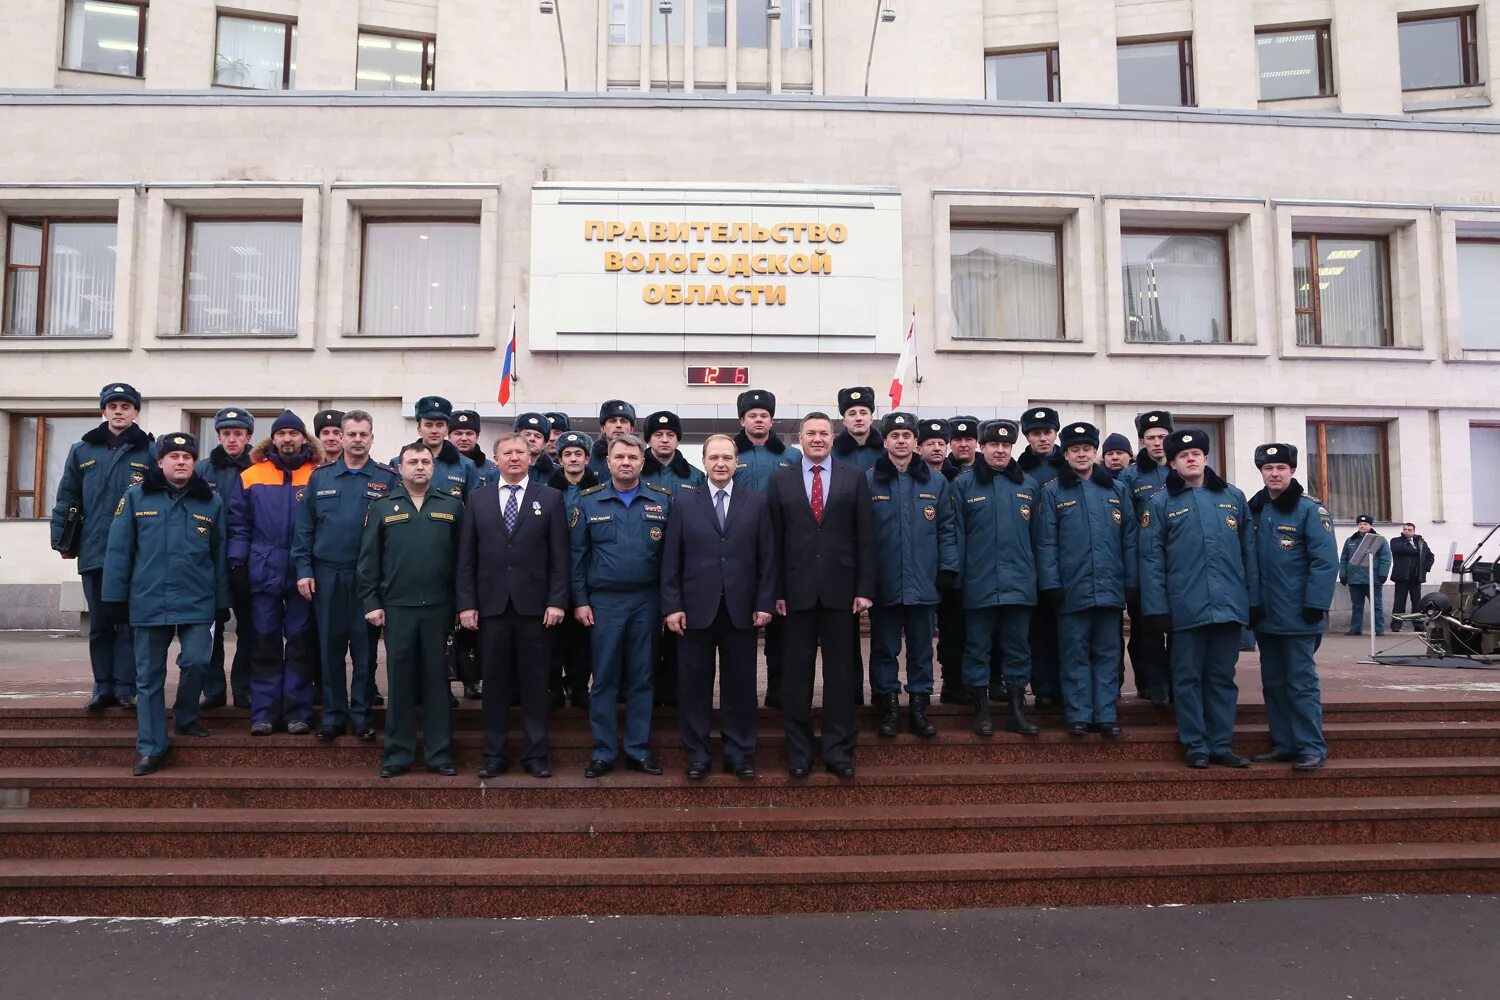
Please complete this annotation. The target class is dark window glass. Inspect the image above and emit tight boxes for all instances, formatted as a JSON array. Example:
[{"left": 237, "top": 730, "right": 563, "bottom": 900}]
[
  {"left": 1256, "top": 25, "right": 1332, "bottom": 99},
  {"left": 985, "top": 49, "right": 1059, "bottom": 102},
  {"left": 1117, "top": 38, "right": 1193, "bottom": 106},
  {"left": 1398, "top": 12, "right": 1479, "bottom": 90}
]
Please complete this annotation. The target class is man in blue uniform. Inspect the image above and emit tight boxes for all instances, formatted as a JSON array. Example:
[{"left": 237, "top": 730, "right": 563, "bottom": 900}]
[
  {"left": 1017, "top": 406, "right": 1065, "bottom": 710},
  {"left": 449, "top": 409, "right": 498, "bottom": 487},
  {"left": 642, "top": 410, "right": 706, "bottom": 496},
  {"left": 571, "top": 434, "right": 672, "bottom": 777},
  {"left": 293, "top": 410, "right": 400, "bottom": 741},
  {"left": 1117, "top": 410, "right": 1175, "bottom": 707},
  {"left": 1037, "top": 422, "right": 1137, "bottom": 738},
  {"left": 514, "top": 412, "right": 557, "bottom": 480},
  {"left": 950, "top": 419, "right": 1042, "bottom": 738},
  {"left": 733, "top": 389, "right": 801, "bottom": 707},
  {"left": 1248, "top": 443, "right": 1338, "bottom": 771},
  {"left": 102, "top": 433, "right": 230, "bottom": 775},
  {"left": 1340, "top": 514, "right": 1392, "bottom": 636},
  {"left": 588, "top": 400, "right": 637, "bottom": 478},
  {"left": 544, "top": 412, "right": 571, "bottom": 459},
  {"left": 937, "top": 415, "right": 979, "bottom": 704},
  {"left": 1139, "top": 429, "right": 1259, "bottom": 769},
  {"left": 313, "top": 410, "right": 345, "bottom": 468},
  {"left": 547, "top": 430, "right": 598, "bottom": 707},
  {"left": 867, "top": 412, "right": 959, "bottom": 738},
  {"left": 51, "top": 382, "right": 155, "bottom": 711},
  {"left": 832, "top": 386, "right": 883, "bottom": 470},
  {"left": 196, "top": 406, "right": 255, "bottom": 709},
  {"left": 395, "top": 396, "right": 480, "bottom": 501}
]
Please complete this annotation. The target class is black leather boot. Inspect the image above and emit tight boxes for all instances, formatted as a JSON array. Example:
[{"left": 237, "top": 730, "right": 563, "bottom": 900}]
[
  {"left": 877, "top": 692, "right": 901, "bottom": 737},
  {"left": 968, "top": 687, "right": 993, "bottom": 736},
  {"left": 909, "top": 693, "right": 937, "bottom": 738},
  {"left": 1005, "top": 687, "right": 1040, "bottom": 736}
]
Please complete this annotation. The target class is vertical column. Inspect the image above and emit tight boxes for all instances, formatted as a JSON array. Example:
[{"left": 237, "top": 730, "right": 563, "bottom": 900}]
[
  {"left": 1333, "top": 0, "right": 1402, "bottom": 113},
  {"left": 295, "top": 0, "right": 359, "bottom": 91},
  {"left": 684, "top": 0, "right": 696, "bottom": 91},
  {"left": 1192, "top": 0, "right": 1258, "bottom": 108},
  {"left": 0, "top": 0, "right": 61, "bottom": 86},
  {"left": 640, "top": 0, "right": 652, "bottom": 88},
  {"left": 1057, "top": 0, "right": 1119, "bottom": 103},
  {"left": 727, "top": 0, "right": 739, "bottom": 92}
]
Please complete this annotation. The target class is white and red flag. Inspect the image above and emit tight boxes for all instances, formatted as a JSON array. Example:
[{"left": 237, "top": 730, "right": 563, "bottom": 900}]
[{"left": 888, "top": 316, "right": 916, "bottom": 408}]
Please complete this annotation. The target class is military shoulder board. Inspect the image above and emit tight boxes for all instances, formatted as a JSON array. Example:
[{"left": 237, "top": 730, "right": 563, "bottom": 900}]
[
  {"left": 645, "top": 482, "right": 672, "bottom": 496},
  {"left": 579, "top": 484, "right": 606, "bottom": 497}
]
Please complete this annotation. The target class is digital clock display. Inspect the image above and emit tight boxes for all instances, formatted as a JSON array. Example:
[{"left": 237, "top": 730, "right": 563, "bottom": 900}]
[{"left": 686, "top": 366, "right": 750, "bottom": 386}]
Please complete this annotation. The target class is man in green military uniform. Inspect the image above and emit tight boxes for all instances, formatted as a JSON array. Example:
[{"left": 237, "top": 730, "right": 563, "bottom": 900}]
[{"left": 359, "top": 441, "right": 465, "bottom": 779}]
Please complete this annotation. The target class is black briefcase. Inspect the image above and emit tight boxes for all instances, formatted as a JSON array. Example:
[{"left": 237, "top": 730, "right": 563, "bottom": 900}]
[{"left": 58, "top": 503, "right": 82, "bottom": 556}]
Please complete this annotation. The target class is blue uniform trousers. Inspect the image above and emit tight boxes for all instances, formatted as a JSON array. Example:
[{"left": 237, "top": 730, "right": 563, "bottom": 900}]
[
  {"left": 81, "top": 568, "right": 135, "bottom": 698},
  {"left": 250, "top": 589, "right": 315, "bottom": 727},
  {"left": 201, "top": 595, "right": 252, "bottom": 705},
  {"left": 1059, "top": 608, "right": 1123, "bottom": 725},
  {"left": 314, "top": 567, "right": 377, "bottom": 731},
  {"left": 1170, "top": 622, "right": 1241, "bottom": 757},
  {"left": 131, "top": 623, "right": 210, "bottom": 758},
  {"left": 962, "top": 606, "right": 1032, "bottom": 691},
  {"left": 1347, "top": 584, "right": 1386, "bottom": 635},
  {"left": 587, "top": 589, "right": 658, "bottom": 763},
  {"left": 1255, "top": 632, "right": 1327, "bottom": 758},
  {"left": 869, "top": 604, "right": 936, "bottom": 696}
]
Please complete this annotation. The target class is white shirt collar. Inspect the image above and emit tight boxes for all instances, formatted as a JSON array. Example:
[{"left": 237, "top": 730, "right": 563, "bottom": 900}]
[
  {"left": 500, "top": 476, "right": 528, "bottom": 493},
  {"left": 709, "top": 478, "right": 734, "bottom": 498}
]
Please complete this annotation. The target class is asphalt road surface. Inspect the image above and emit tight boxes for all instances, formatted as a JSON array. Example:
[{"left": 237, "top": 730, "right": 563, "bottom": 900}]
[{"left": 1, "top": 894, "right": 1494, "bottom": 999}]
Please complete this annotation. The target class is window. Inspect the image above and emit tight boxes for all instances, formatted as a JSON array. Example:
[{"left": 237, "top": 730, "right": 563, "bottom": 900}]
[
  {"left": 356, "top": 31, "right": 434, "bottom": 90},
  {"left": 652, "top": 3, "right": 685, "bottom": 45},
  {"left": 214, "top": 14, "right": 295, "bottom": 90},
  {"left": 1398, "top": 10, "right": 1480, "bottom": 90},
  {"left": 1173, "top": 419, "right": 1226, "bottom": 467},
  {"left": 737, "top": 2, "right": 770, "bottom": 47},
  {"left": 1306, "top": 421, "right": 1391, "bottom": 521},
  {"left": 1255, "top": 24, "right": 1333, "bottom": 100},
  {"left": 1472, "top": 425, "right": 1500, "bottom": 523},
  {"left": 1121, "top": 231, "right": 1229, "bottom": 343},
  {"left": 3, "top": 219, "right": 118, "bottom": 337},
  {"left": 609, "top": 0, "right": 641, "bottom": 45},
  {"left": 1293, "top": 235, "right": 1392, "bottom": 347},
  {"left": 781, "top": 0, "right": 813, "bottom": 50},
  {"left": 695, "top": 0, "right": 726, "bottom": 46},
  {"left": 5, "top": 414, "right": 97, "bottom": 518},
  {"left": 1117, "top": 37, "right": 1194, "bottom": 106},
  {"left": 949, "top": 226, "right": 1063, "bottom": 341},
  {"left": 183, "top": 220, "right": 301, "bottom": 335},
  {"left": 360, "top": 221, "right": 479, "bottom": 336},
  {"left": 1457, "top": 240, "right": 1500, "bottom": 350},
  {"left": 985, "top": 48, "right": 1060, "bottom": 102},
  {"left": 61, "top": 0, "right": 146, "bottom": 77}
]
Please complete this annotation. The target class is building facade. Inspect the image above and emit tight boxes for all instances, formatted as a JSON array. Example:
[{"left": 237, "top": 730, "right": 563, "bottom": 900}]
[{"left": 2, "top": 0, "right": 1499, "bottom": 625}]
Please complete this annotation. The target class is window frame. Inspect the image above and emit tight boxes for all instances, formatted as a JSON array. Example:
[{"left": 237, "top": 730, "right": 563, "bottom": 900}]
[
  {"left": 3, "top": 216, "right": 119, "bottom": 338},
  {"left": 4, "top": 412, "right": 96, "bottom": 519},
  {"left": 1472, "top": 421, "right": 1500, "bottom": 525},
  {"left": 1456, "top": 235, "right": 1500, "bottom": 351},
  {"left": 61, "top": 0, "right": 148, "bottom": 78},
  {"left": 1397, "top": 9, "right": 1481, "bottom": 91},
  {"left": 1292, "top": 232, "right": 1394, "bottom": 347},
  {"left": 1119, "top": 227, "right": 1233, "bottom": 344},
  {"left": 180, "top": 214, "right": 304, "bottom": 336},
  {"left": 1306, "top": 419, "right": 1392, "bottom": 522},
  {"left": 356, "top": 215, "right": 483, "bottom": 337},
  {"left": 213, "top": 12, "right": 297, "bottom": 91},
  {"left": 1254, "top": 23, "right": 1334, "bottom": 100},
  {"left": 356, "top": 29, "right": 436, "bottom": 91},
  {"left": 984, "top": 46, "right": 1062, "bottom": 103},
  {"left": 1117, "top": 35, "right": 1195, "bottom": 107},
  {"left": 948, "top": 221, "right": 1066, "bottom": 342}
]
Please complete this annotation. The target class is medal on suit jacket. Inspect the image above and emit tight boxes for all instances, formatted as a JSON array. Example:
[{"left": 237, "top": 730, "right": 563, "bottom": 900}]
[{"left": 532, "top": 500, "right": 542, "bottom": 516}]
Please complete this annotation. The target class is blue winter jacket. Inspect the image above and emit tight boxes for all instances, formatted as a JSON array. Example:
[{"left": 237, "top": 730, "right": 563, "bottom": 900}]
[
  {"left": 1139, "top": 468, "right": 1260, "bottom": 631},
  {"left": 1037, "top": 464, "right": 1139, "bottom": 614},
  {"left": 49, "top": 422, "right": 155, "bottom": 573},
  {"left": 950, "top": 458, "right": 1042, "bottom": 610},
  {"left": 733, "top": 431, "right": 802, "bottom": 492},
  {"left": 866, "top": 456, "right": 959, "bottom": 607},
  {"left": 1115, "top": 449, "right": 1171, "bottom": 519},
  {"left": 102, "top": 467, "right": 230, "bottom": 626},
  {"left": 228, "top": 442, "right": 318, "bottom": 594},
  {"left": 1249, "top": 480, "right": 1339, "bottom": 636}
]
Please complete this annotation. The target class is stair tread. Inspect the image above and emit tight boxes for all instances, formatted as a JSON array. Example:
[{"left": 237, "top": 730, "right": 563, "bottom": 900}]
[
  {"left": 5, "top": 795, "right": 1499, "bottom": 833},
  {"left": 3, "top": 842, "right": 1498, "bottom": 885}
]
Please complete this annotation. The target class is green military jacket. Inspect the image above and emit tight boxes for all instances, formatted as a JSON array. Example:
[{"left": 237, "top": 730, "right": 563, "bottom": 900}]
[{"left": 357, "top": 486, "right": 464, "bottom": 611}]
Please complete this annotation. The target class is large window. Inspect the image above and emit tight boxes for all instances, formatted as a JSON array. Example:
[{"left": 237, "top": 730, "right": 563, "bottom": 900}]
[
  {"left": 61, "top": 0, "right": 146, "bottom": 77},
  {"left": 1472, "top": 425, "right": 1500, "bottom": 524},
  {"left": 1255, "top": 24, "right": 1333, "bottom": 100},
  {"left": 3, "top": 220, "right": 118, "bottom": 337},
  {"left": 5, "top": 415, "right": 97, "bottom": 519},
  {"left": 609, "top": 0, "right": 641, "bottom": 45},
  {"left": 1398, "top": 10, "right": 1480, "bottom": 90},
  {"left": 356, "top": 31, "right": 434, "bottom": 90},
  {"left": 1293, "top": 235, "right": 1392, "bottom": 347},
  {"left": 214, "top": 14, "right": 296, "bottom": 90},
  {"left": 781, "top": 0, "right": 813, "bottom": 50},
  {"left": 652, "top": 3, "right": 685, "bottom": 45},
  {"left": 737, "top": 1, "right": 770, "bottom": 47},
  {"left": 360, "top": 221, "right": 480, "bottom": 336},
  {"left": 1117, "top": 37, "right": 1194, "bottom": 106},
  {"left": 949, "top": 226, "right": 1063, "bottom": 341},
  {"left": 183, "top": 220, "right": 301, "bottom": 335},
  {"left": 1457, "top": 239, "right": 1500, "bottom": 350},
  {"left": 1121, "top": 231, "right": 1229, "bottom": 343},
  {"left": 985, "top": 48, "right": 1060, "bottom": 102},
  {"left": 695, "top": 0, "right": 726, "bottom": 47},
  {"left": 1306, "top": 421, "right": 1391, "bottom": 521}
]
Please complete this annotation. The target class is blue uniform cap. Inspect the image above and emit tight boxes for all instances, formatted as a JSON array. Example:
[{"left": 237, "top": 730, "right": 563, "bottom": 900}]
[
  {"left": 1060, "top": 422, "right": 1100, "bottom": 450},
  {"left": 99, "top": 382, "right": 142, "bottom": 410},
  {"left": 415, "top": 395, "right": 453, "bottom": 422},
  {"left": 1020, "top": 407, "right": 1061, "bottom": 434},
  {"left": 213, "top": 407, "right": 254, "bottom": 433}
]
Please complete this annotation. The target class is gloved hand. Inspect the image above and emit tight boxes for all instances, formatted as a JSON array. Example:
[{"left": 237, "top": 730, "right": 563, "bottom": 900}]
[
  {"left": 100, "top": 602, "right": 129, "bottom": 626},
  {"left": 1300, "top": 606, "right": 1326, "bottom": 625},
  {"left": 1249, "top": 605, "right": 1265, "bottom": 626},
  {"left": 1040, "top": 588, "right": 1063, "bottom": 608},
  {"left": 230, "top": 564, "right": 250, "bottom": 602},
  {"left": 936, "top": 570, "right": 959, "bottom": 593},
  {"left": 1338, "top": 577, "right": 1347, "bottom": 587},
  {"left": 1142, "top": 614, "right": 1171, "bottom": 633}
]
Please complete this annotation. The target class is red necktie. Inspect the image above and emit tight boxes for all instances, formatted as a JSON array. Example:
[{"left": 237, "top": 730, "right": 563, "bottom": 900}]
[{"left": 811, "top": 465, "right": 825, "bottom": 524}]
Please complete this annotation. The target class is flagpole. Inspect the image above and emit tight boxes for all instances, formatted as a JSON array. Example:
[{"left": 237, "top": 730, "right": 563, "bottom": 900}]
[
  {"left": 910, "top": 305, "right": 922, "bottom": 387},
  {"left": 510, "top": 302, "right": 518, "bottom": 419}
]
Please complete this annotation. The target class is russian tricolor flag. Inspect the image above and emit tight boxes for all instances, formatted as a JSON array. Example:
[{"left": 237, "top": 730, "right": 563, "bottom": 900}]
[{"left": 498, "top": 305, "right": 517, "bottom": 406}]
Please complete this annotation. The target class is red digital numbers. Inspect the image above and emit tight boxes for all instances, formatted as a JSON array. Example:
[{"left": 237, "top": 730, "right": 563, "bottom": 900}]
[{"left": 687, "top": 366, "right": 749, "bottom": 386}]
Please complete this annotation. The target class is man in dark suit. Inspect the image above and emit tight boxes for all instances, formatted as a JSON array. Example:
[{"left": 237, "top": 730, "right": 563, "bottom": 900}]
[
  {"left": 662, "top": 433, "right": 776, "bottom": 781},
  {"left": 456, "top": 432, "right": 569, "bottom": 779},
  {"left": 767, "top": 412, "right": 876, "bottom": 779}
]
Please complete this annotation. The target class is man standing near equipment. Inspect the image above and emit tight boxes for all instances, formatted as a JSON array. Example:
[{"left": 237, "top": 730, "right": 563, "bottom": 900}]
[
  {"left": 196, "top": 407, "right": 256, "bottom": 710},
  {"left": 1340, "top": 515, "right": 1392, "bottom": 636}
]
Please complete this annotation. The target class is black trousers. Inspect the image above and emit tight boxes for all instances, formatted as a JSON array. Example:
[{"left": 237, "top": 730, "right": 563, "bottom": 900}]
[
  {"left": 678, "top": 600, "right": 759, "bottom": 768},
  {"left": 764, "top": 614, "right": 785, "bottom": 707},
  {"left": 478, "top": 608, "right": 551, "bottom": 765},
  {"left": 935, "top": 589, "right": 966, "bottom": 694},
  {"left": 1029, "top": 604, "right": 1061, "bottom": 700},
  {"left": 655, "top": 630, "right": 680, "bottom": 707},
  {"left": 1125, "top": 599, "right": 1170, "bottom": 697},
  {"left": 782, "top": 604, "right": 858, "bottom": 770},
  {"left": 1391, "top": 580, "right": 1423, "bottom": 627},
  {"left": 552, "top": 616, "right": 592, "bottom": 703},
  {"left": 452, "top": 627, "right": 481, "bottom": 688}
]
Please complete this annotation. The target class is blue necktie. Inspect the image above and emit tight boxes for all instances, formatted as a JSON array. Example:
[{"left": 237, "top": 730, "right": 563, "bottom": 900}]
[{"left": 504, "top": 485, "right": 519, "bottom": 535}]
